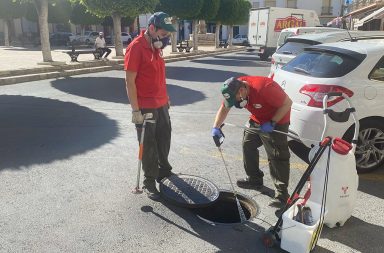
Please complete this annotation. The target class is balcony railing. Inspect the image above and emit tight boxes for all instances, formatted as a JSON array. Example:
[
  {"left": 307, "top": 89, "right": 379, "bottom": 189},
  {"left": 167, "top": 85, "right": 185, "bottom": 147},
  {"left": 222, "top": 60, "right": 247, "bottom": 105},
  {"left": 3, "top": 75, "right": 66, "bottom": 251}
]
[
  {"left": 321, "top": 6, "right": 333, "bottom": 15},
  {"left": 348, "top": 0, "right": 384, "bottom": 12}
]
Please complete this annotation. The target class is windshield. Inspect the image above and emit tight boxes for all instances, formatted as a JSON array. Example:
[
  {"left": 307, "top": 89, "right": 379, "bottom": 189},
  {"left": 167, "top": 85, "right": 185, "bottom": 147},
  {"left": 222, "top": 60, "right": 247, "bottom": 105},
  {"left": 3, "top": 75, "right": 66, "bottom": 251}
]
[
  {"left": 277, "top": 32, "right": 294, "bottom": 47},
  {"left": 276, "top": 41, "right": 318, "bottom": 55},
  {"left": 282, "top": 50, "right": 364, "bottom": 78}
]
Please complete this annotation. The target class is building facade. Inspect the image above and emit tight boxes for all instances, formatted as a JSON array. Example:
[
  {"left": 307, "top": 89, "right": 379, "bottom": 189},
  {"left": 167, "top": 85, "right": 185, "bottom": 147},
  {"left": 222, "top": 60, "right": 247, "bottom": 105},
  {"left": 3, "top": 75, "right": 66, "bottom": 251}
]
[{"left": 344, "top": 0, "right": 384, "bottom": 30}]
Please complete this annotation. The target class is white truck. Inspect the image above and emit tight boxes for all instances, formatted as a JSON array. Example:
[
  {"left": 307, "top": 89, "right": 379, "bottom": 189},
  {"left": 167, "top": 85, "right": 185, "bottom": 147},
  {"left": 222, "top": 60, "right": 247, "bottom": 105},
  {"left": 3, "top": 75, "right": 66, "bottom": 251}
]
[{"left": 248, "top": 7, "right": 320, "bottom": 60}]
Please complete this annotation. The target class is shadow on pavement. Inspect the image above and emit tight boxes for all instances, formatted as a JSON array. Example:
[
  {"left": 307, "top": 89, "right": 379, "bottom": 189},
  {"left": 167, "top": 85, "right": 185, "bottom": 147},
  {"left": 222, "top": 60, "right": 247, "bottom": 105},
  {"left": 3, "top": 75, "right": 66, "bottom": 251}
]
[
  {"left": 141, "top": 202, "right": 273, "bottom": 252},
  {"left": 358, "top": 173, "right": 384, "bottom": 199},
  {"left": 212, "top": 55, "right": 262, "bottom": 62},
  {"left": 321, "top": 216, "right": 384, "bottom": 253},
  {"left": 51, "top": 77, "right": 205, "bottom": 106},
  {"left": 191, "top": 59, "right": 267, "bottom": 67},
  {"left": 166, "top": 66, "right": 248, "bottom": 82},
  {"left": 0, "top": 95, "right": 119, "bottom": 170}
]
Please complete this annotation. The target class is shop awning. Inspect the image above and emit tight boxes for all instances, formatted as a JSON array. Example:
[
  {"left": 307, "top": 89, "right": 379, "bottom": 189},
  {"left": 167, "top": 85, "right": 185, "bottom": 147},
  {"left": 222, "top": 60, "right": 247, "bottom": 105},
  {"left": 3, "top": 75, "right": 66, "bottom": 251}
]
[{"left": 354, "top": 6, "right": 384, "bottom": 28}]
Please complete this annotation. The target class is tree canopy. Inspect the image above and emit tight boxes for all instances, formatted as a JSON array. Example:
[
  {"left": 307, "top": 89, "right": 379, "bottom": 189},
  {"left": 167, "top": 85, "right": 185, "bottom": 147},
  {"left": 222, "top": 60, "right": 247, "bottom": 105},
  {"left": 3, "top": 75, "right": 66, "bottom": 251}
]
[
  {"left": 0, "top": 0, "right": 27, "bottom": 20},
  {"left": 70, "top": 3, "right": 101, "bottom": 25},
  {"left": 157, "top": 0, "right": 204, "bottom": 19}
]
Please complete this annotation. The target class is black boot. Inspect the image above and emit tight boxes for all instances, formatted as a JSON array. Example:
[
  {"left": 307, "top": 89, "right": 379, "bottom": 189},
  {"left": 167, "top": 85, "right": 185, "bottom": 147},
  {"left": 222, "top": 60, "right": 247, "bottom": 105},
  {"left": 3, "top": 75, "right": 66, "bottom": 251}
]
[{"left": 236, "top": 177, "right": 263, "bottom": 190}]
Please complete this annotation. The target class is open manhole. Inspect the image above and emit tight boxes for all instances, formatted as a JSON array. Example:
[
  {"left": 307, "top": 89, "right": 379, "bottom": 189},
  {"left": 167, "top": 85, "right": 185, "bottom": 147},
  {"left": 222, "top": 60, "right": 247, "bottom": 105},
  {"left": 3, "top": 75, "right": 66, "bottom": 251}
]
[{"left": 193, "top": 190, "right": 259, "bottom": 225}]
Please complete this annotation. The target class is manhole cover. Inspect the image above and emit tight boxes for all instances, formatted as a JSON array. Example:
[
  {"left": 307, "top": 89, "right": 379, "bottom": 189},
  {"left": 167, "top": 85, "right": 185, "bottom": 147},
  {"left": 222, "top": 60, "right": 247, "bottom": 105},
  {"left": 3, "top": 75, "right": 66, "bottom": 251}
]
[{"left": 159, "top": 174, "right": 220, "bottom": 208}]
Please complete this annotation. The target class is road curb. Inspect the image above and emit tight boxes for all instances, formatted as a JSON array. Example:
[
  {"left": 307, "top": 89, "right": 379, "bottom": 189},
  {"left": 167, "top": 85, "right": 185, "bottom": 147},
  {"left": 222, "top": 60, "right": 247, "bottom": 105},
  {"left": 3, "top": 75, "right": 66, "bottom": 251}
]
[{"left": 0, "top": 47, "right": 245, "bottom": 86}]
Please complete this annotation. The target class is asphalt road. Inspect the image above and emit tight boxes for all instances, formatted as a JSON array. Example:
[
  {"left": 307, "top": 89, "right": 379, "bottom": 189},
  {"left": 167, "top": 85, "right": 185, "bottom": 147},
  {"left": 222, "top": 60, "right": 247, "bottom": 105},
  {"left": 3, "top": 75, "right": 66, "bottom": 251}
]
[{"left": 0, "top": 51, "right": 383, "bottom": 253}]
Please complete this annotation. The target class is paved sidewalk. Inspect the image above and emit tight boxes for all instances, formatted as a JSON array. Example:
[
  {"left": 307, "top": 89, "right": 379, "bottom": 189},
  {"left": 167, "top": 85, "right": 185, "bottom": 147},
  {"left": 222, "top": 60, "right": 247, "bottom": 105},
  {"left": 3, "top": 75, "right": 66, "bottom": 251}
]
[
  {"left": 0, "top": 44, "right": 231, "bottom": 72},
  {"left": 0, "top": 44, "right": 244, "bottom": 85}
]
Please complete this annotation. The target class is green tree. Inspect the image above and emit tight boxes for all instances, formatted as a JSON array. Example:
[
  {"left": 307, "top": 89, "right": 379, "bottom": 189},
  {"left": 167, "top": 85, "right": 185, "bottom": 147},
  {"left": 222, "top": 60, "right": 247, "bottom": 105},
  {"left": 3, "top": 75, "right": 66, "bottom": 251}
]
[
  {"left": 157, "top": 0, "right": 204, "bottom": 52},
  {"left": 19, "top": 0, "right": 67, "bottom": 62},
  {"left": 70, "top": 3, "right": 102, "bottom": 35},
  {"left": 75, "top": 0, "right": 159, "bottom": 57},
  {"left": 0, "top": 0, "right": 27, "bottom": 46},
  {"left": 213, "top": 0, "right": 250, "bottom": 48},
  {"left": 226, "top": 0, "right": 251, "bottom": 47},
  {"left": 191, "top": 0, "right": 220, "bottom": 51}
]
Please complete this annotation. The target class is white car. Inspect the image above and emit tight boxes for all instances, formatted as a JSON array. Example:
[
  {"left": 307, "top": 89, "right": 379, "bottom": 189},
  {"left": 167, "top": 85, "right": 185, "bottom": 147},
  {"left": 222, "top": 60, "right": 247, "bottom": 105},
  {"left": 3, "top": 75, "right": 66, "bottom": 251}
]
[
  {"left": 121, "top": 32, "right": 132, "bottom": 44},
  {"left": 270, "top": 30, "right": 384, "bottom": 77},
  {"left": 232, "top": 34, "right": 249, "bottom": 45},
  {"left": 273, "top": 41, "right": 384, "bottom": 173}
]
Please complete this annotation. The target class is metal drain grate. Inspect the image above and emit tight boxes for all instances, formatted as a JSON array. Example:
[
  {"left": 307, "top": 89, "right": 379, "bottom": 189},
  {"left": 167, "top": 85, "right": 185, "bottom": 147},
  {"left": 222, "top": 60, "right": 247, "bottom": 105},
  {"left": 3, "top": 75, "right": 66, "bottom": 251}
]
[{"left": 159, "top": 174, "right": 220, "bottom": 208}]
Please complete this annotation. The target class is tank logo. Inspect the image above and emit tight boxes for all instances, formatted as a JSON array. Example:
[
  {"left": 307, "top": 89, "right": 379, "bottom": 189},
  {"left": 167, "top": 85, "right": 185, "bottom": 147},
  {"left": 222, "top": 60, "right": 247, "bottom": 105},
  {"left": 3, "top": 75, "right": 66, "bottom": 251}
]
[
  {"left": 342, "top": 186, "right": 349, "bottom": 194},
  {"left": 274, "top": 16, "right": 306, "bottom": 32},
  {"left": 253, "top": 104, "right": 262, "bottom": 109}
]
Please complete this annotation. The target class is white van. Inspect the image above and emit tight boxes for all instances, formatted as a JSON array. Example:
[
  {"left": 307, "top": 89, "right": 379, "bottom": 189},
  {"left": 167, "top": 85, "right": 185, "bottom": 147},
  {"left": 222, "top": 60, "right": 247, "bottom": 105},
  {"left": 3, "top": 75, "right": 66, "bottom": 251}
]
[
  {"left": 276, "top": 27, "right": 345, "bottom": 49},
  {"left": 248, "top": 7, "right": 320, "bottom": 60}
]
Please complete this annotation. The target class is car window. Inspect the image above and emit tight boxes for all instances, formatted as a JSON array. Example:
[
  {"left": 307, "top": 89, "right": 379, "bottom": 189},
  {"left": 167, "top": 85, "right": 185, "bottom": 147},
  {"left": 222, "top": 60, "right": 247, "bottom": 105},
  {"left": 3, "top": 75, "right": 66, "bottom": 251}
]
[
  {"left": 369, "top": 57, "right": 384, "bottom": 81},
  {"left": 276, "top": 41, "right": 317, "bottom": 56},
  {"left": 277, "top": 32, "right": 294, "bottom": 47},
  {"left": 91, "top": 32, "right": 99, "bottom": 36},
  {"left": 282, "top": 50, "right": 364, "bottom": 78}
]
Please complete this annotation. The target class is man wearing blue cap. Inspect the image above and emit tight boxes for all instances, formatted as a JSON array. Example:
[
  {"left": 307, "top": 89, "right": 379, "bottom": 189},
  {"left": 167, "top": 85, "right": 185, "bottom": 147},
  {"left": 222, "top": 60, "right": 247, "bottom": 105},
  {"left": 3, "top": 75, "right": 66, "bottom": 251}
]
[
  {"left": 124, "top": 12, "right": 176, "bottom": 200},
  {"left": 212, "top": 76, "right": 292, "bottom": 208}
]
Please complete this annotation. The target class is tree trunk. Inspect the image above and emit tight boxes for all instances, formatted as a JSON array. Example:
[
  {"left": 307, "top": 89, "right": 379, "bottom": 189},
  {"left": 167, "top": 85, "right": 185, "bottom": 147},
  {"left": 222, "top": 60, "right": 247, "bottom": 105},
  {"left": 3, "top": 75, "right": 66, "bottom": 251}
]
[
  {"left": 192, "top": 20, "right": 198, "bottom": 51},
  {"left": 228, "top": 25, "right": 233, "bottom": 47},
  {"left": 171, "top": 17, "right": 177, "bottom": 53},
  {"left": 198, "top": 20, "right": 206, "bottom": 34},
  {"left": 215, "top": 21, "right": 221, "bottom": 48},
  {"left": 4, "top": 19, "right": 10, "bottom": 47},
  {"left": 34, "top": 0, "right": 52, "bottom": 62},
  {"left": 112, "top": 13, "right": 124, "bottom": 57}
]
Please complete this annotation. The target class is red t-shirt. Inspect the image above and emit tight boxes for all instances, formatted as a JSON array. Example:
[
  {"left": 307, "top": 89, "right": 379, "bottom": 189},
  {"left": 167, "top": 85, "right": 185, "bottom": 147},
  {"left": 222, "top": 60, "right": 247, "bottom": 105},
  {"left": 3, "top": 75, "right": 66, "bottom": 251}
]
[
  {"left": 124, "top": 30, "right": 168, "bottom": 109},
  {"left": 239, "top": 76, "right": 290, "bottom": 125}
]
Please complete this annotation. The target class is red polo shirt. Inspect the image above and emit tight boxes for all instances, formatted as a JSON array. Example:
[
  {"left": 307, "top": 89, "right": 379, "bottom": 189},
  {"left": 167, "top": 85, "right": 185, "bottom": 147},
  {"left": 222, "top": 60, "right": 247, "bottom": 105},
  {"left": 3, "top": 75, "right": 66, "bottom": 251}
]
[
  {"left": 124, "top": 30, "right": 168, "bottom": 109},
  {"left": 239, "top": 76, "right": 290, "bottom": 125}
]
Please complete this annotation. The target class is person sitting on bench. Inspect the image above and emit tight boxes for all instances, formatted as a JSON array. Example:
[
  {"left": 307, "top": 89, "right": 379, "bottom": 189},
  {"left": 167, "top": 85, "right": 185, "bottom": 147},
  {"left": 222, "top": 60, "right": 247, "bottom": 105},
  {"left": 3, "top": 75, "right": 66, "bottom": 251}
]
[{"left": 95, "top": 32, "right": 111, "bottom": 59}]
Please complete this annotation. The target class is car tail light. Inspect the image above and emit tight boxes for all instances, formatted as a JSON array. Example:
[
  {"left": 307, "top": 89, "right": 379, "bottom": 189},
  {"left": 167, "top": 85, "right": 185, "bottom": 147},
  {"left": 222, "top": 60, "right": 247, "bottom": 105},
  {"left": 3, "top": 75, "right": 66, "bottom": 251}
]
[{"left": 299, "top": 84, "right": 353, "bottom": 107}]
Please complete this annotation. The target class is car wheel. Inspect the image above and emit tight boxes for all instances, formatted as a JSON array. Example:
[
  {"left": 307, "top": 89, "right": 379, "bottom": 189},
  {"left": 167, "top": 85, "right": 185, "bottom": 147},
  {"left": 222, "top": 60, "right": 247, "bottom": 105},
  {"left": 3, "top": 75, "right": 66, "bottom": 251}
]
[{"left": 343, "top": 118, "right": 384, "bottom": 173}]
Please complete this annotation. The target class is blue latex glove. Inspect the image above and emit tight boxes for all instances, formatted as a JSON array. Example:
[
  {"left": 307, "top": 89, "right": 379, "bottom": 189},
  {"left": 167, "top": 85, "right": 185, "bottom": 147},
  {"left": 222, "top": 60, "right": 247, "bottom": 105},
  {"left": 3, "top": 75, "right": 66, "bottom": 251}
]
[
  {"left": 211, "top": 127, "right": 225, "bottom": 147},
  {"left": 260, "top": 121, "right": 275, "bottom": 133}
]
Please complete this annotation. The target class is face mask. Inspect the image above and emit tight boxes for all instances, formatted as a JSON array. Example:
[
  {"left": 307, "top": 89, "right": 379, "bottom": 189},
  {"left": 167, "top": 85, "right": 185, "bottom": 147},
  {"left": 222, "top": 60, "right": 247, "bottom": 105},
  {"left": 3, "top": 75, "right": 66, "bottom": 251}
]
[
  {"left": 234, "top": 95, "right": 248, "bottom": 109},
  {"left": 152, "top": 36, "right": 170, "bottom": 49}
]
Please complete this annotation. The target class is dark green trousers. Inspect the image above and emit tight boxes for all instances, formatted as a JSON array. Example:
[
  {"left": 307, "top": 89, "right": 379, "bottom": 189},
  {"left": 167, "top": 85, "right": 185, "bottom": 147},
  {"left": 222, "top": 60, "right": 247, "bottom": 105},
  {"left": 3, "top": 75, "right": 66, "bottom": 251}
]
[
  {"left": 136, "top": 105, "right": 172, "bottom": 188},
  {"left": 242, "top": 120, "right": 290, "bottom": 199}
]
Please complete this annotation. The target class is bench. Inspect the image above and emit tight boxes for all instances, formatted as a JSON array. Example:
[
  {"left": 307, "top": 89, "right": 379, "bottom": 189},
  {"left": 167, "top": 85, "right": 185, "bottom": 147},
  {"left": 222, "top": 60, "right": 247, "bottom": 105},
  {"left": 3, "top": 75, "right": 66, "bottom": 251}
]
[
  {"left": 219, "top": 41, "right": 228, "bottom": 48},
  {"left": 65, "top": 45, "right": 102, "bottom": 62},
  {"left": 177, "top": 40, "right": 192, "bottom": 53}
]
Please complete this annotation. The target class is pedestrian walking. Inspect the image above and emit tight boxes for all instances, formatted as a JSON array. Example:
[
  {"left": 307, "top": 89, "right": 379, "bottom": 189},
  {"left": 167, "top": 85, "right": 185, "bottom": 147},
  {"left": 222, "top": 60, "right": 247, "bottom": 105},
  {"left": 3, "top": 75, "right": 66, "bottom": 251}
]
[
  {"left": 124, "top": 12, "right": 176, "bottom": 200},
  {"left": 94, "top": 32, "right": 111, "bottom": 59},
  {"left": 212, "top": 76, "right": 292, "bottom": 208}
]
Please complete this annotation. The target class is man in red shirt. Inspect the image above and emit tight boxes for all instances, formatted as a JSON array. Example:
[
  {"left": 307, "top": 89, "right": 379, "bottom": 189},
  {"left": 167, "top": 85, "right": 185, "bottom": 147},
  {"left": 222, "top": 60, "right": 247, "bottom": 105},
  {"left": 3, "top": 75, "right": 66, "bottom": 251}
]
[
  {"left": 212, "top": 76, "right": 292, "bottom": 208},
  {"left": 124, "top": 12, "right": 176, "bottom": 200}
]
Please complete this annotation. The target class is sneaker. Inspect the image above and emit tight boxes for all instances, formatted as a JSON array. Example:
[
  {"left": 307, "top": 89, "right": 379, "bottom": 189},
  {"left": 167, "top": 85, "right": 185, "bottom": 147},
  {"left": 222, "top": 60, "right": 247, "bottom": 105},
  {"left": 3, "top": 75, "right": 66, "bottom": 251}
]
[
  {"left": 156, "top": 171, "right": 175, "bottom": 183},
  {"left": 143, "top": 186, "right": 161, "bottom": 201},
  {"left": 269, "top": 196, "right": 288, "bottom": 209},
  {"left": 236, "top": 177, "right": 263, "bottom": 190}
]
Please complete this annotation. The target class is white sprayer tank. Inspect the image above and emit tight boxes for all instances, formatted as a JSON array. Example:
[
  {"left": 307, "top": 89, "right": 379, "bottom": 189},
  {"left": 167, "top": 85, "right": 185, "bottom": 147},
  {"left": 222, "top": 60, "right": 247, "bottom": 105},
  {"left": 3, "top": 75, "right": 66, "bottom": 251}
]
[{"left": 308, "top": 138, "right": 359, "bottom": 228}]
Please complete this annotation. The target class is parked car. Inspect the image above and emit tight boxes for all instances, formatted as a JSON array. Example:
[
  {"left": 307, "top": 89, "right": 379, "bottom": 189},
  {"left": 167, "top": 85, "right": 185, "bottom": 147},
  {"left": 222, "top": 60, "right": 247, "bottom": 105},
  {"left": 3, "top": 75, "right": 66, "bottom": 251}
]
[
  {"left": 105, "top": 32, "right": 132, "bottom": 45},
  {"left": 232, "top": 34, "right": 249, "bottom": 45},
  {"left": 270, "top": 30, "right": 384, "bottom": 76},
  {"left": 69, "top": 31, "right": 99, "bottom": 45},
  {"left": 276, "top": 27, "right": 344, "bottom": 49},
  {"left": 273, "top": 41, "right": 384, "bottom": 173},
  {"left": 49, "top": 32, "right": 73, "bottom": 46}
]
